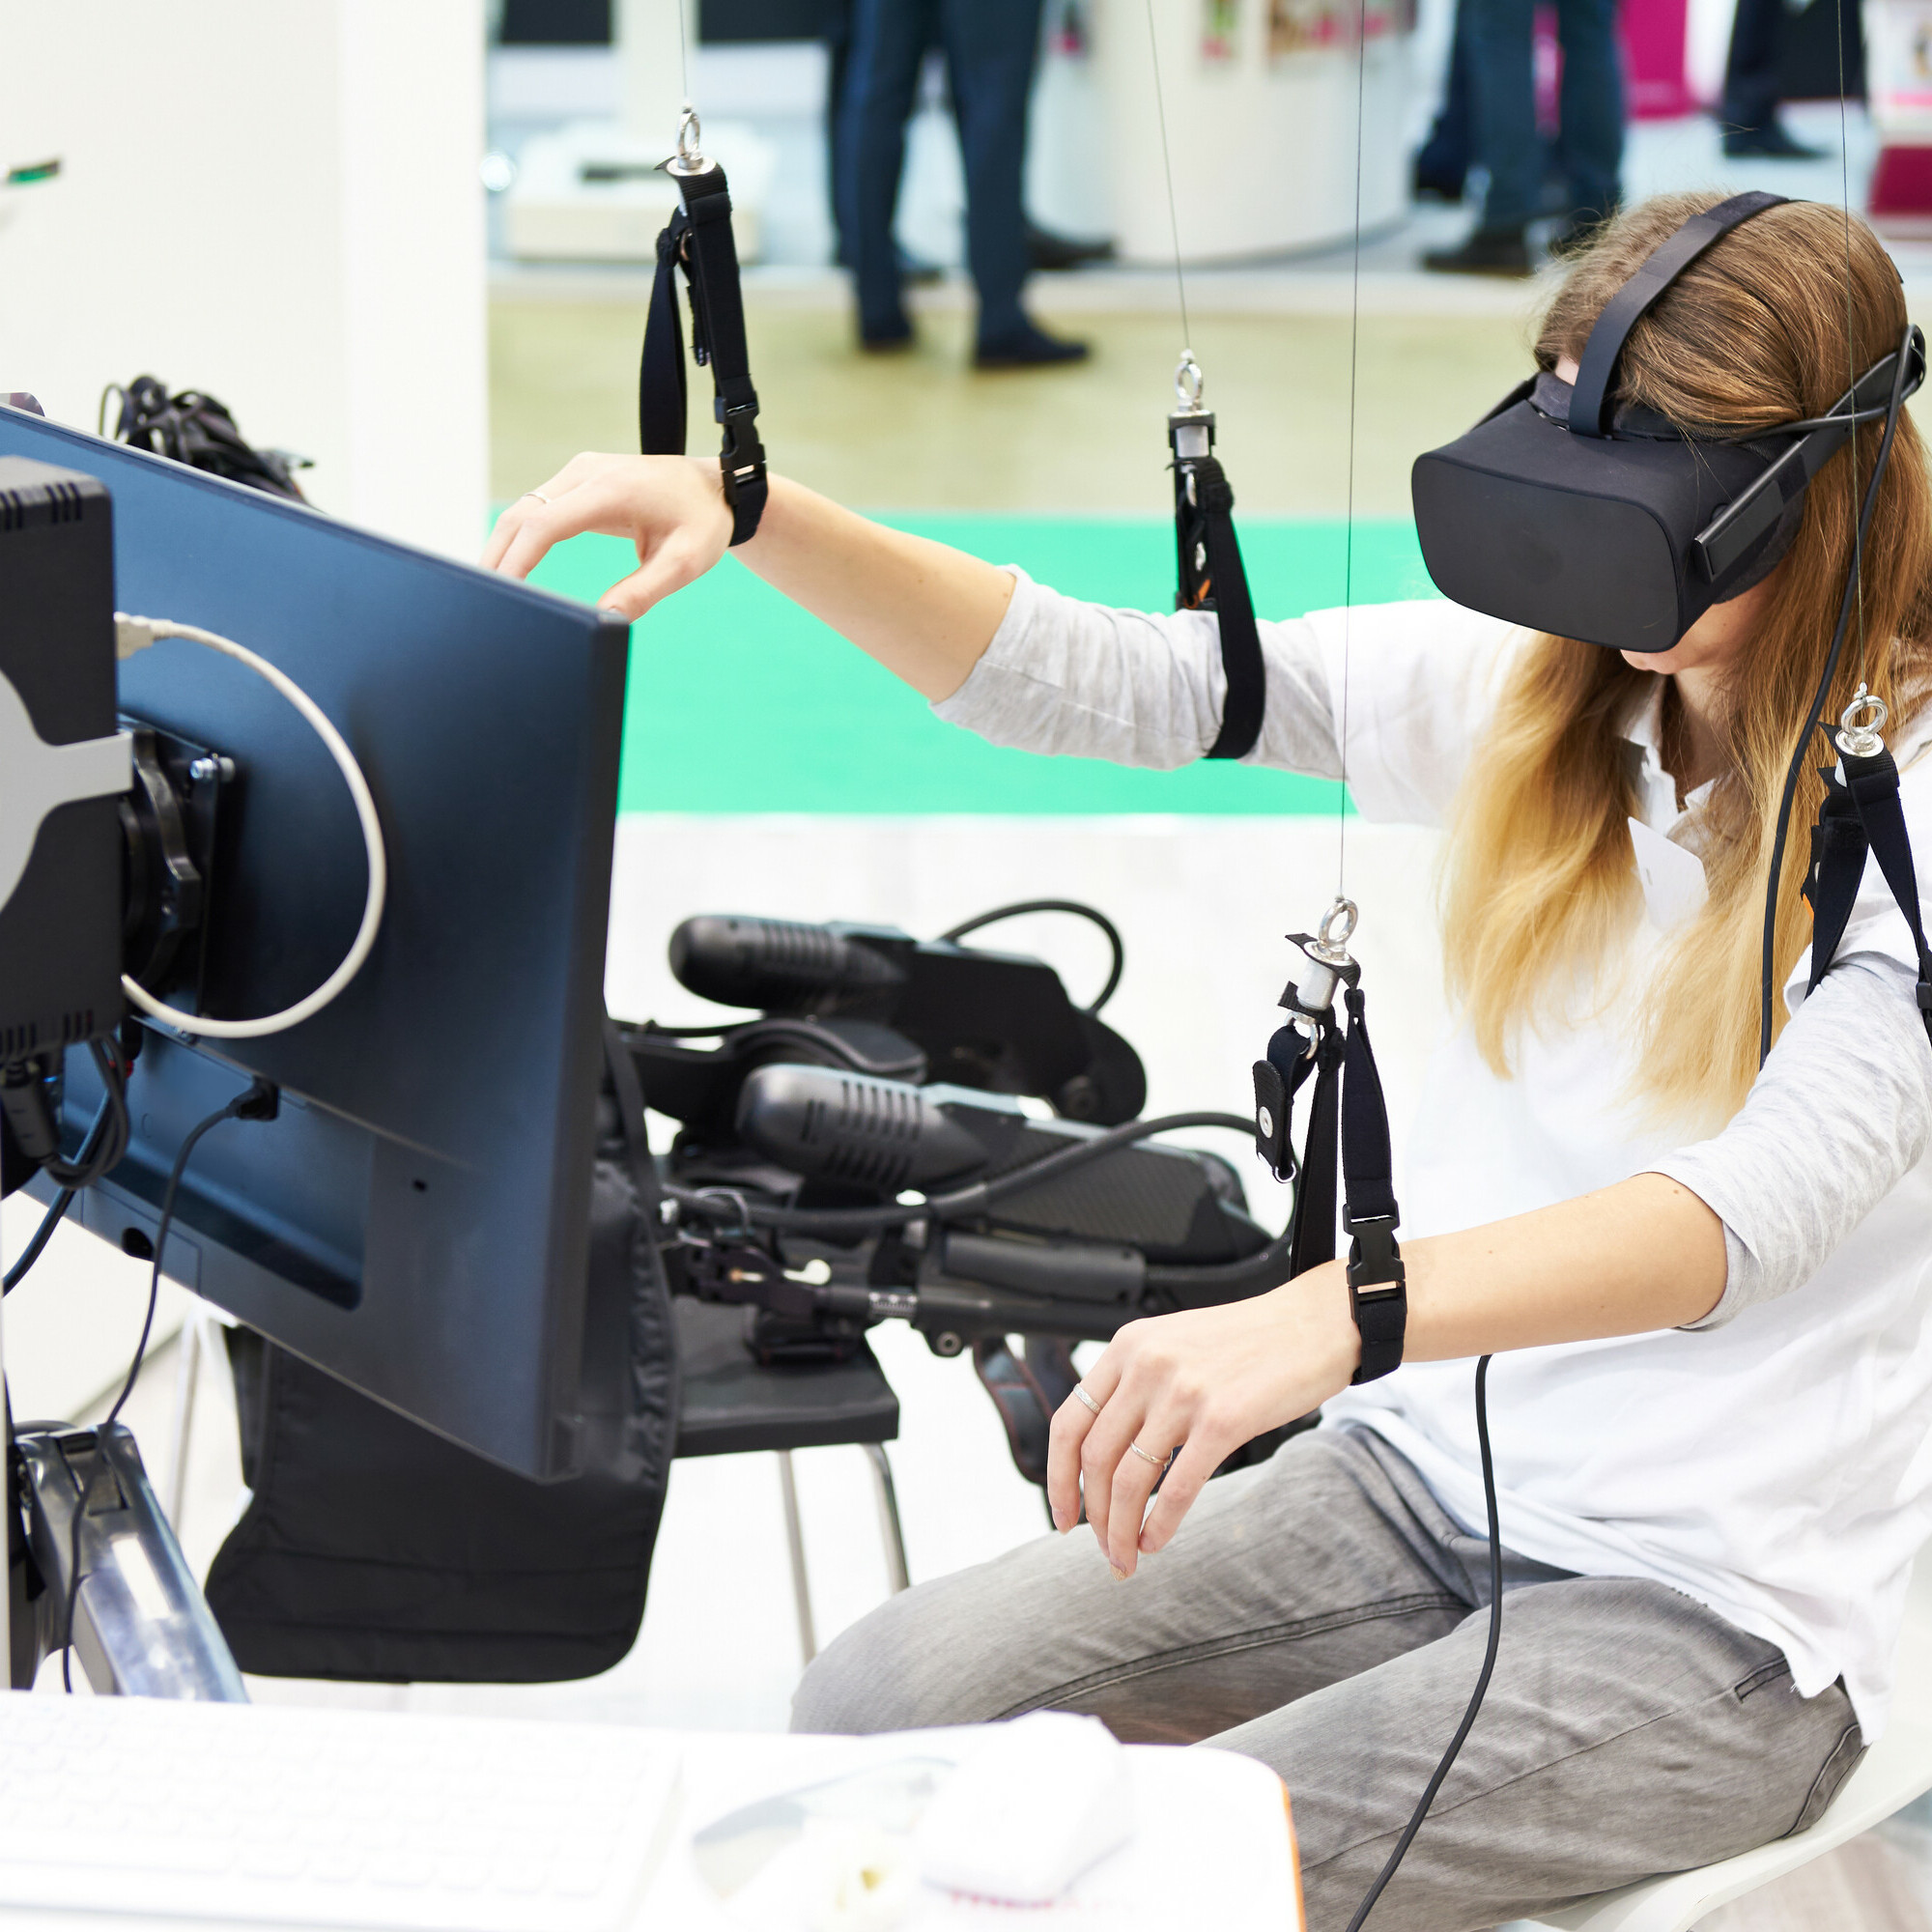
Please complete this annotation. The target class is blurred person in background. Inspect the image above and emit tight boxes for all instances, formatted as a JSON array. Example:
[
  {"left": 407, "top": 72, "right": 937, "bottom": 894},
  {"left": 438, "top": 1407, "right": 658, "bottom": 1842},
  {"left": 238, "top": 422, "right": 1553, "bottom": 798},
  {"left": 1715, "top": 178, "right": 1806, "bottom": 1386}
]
[
  {"left": 824, "top": 3, "right": 1110, "bottom": 284},
  {"left": 1719, "top": 0, "right": 1826, "bottom": 158},
  {"left": 835, "top": 0, "right": 1091, "bottom": 367},
  {"left": 1412, "top": 5, "right": 1475, "bottom": 203},
  {"left": 1424, "top": 0, "right": 1624, "bottom": 276}
]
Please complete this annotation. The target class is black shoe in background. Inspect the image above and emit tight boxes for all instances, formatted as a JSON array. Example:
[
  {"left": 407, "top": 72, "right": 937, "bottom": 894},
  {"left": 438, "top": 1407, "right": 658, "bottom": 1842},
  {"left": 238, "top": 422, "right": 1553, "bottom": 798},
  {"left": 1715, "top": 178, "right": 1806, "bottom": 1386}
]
[
  {"left": 1411, "top": 155, "right": 1468, "bottom": 204},
  {"left": 1549, "top": 203, "right": 1618, "bottom": 257},
  {"left": 860, "top": 317, "right": 916, "bottom": 355},
  {"left": 1422, "top": 226, "right": 1534, "bottom": 277},
  {"left": 1722, "top": 120, "right": 1827, "bottom": 160},
  {"left": 974, "top": 320, "right": 1091, "bottom": 369},
  {"left": 1026, "top": 221, "right": 1116, "bottom": 271}
]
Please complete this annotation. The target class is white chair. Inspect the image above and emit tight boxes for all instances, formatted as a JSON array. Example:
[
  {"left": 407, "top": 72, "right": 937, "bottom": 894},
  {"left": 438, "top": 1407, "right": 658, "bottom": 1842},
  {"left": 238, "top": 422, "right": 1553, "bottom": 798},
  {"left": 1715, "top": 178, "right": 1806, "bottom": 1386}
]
[{"left": 1526, "top": 1548, "right": 1932, "bottom": 1931}]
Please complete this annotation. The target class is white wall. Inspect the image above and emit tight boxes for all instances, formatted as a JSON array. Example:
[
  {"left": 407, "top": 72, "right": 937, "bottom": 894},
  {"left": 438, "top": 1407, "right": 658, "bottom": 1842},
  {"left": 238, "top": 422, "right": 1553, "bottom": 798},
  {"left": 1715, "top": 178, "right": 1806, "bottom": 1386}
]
[{"left": 0, "top": 0, "right": 488, "bottom": 560}]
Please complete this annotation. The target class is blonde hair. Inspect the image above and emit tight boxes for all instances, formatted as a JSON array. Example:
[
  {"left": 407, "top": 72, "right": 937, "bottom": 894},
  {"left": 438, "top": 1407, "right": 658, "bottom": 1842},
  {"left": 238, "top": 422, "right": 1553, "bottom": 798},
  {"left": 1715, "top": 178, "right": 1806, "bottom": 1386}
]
[{"left": 1439, "top": 193, "right": 1932, "bottom": 1122}]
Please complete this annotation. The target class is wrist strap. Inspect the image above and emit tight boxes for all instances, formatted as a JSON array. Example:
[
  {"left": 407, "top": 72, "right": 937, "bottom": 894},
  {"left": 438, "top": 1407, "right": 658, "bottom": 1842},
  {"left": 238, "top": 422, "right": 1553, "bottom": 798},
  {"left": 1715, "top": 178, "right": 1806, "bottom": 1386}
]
[
  {"left": 1340, "top": 987, "right": 1406, "bottom": 1381},
  {"left": 1346, "top": 1214, "right": 1407, "bottom": 1383},
  {"left": 638, "top": 160, "right": 768, "bottom": 548},
  {"left": 1171, "top": 412, "right": 1264, "bottom": 762},
  {"left": 1262, "top": 979, "right": 1407, "bottom": 1382}
]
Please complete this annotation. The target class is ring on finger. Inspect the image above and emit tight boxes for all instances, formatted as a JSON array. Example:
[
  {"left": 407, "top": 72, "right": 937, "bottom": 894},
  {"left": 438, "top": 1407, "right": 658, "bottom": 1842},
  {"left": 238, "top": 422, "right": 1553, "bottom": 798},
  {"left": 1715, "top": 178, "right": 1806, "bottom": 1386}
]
[
  {"left": 523, "top": 490, "right": 553, "bottom": 504},
  {"left": 1073, "top": 1384, "right": 1103, "bottom": 1416},
  {"left": 1126, "top": 1440, "right": 1170, "bottom": 1468}
]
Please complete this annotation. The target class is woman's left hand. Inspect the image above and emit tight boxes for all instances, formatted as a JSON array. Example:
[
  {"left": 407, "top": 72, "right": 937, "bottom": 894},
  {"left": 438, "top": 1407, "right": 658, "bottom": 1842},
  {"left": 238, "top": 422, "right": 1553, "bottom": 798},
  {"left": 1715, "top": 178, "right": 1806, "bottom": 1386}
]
[{"left": 1046, "top": 1262, "right": 1360, "bottom": 1577}]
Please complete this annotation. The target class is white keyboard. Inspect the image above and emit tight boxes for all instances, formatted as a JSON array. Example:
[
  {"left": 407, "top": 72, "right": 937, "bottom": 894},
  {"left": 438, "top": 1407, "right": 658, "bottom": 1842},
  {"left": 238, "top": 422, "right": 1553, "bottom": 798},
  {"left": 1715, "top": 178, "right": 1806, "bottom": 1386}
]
[{"left": 0, "top": 1690, "right": 681, "bottom": 1930}]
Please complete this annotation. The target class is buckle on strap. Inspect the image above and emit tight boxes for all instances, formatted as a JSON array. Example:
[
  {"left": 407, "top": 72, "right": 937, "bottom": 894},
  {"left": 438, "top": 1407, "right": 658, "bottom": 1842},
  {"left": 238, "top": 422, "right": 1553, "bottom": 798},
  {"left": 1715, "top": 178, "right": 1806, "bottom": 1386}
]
[
  {"left": 1345, "top": 1211, "right": 1405, "bottom": 1293},
  {"left": 718, "top": 403, "right": 768, "bottom": 545},
  {"left": 1345, "top": 1211, "right": 1406, "bottom": 1386}
]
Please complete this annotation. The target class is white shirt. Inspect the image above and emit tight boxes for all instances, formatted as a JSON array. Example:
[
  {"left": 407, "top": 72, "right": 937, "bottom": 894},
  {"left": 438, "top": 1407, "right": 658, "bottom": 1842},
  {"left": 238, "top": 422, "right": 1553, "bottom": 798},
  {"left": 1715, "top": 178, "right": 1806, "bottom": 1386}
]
[{"left": 935, "top": 576, "right": 1932, "bottom": 1738}]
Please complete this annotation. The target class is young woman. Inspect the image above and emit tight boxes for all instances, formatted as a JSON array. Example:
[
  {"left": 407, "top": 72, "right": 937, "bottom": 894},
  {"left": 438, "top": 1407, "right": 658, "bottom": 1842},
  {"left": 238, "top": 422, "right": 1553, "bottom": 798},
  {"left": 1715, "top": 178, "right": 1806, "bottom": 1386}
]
[{"left": 487, "top": 193, "right": 1932, "bottom": 1930}]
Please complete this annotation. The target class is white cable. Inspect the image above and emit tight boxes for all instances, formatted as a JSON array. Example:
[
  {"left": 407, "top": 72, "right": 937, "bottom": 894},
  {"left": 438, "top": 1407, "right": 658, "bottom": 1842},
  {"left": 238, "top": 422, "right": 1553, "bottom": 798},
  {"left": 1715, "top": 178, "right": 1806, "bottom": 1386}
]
[{"left": 113, "top": 613, "right": 387, "bottom": 1039}]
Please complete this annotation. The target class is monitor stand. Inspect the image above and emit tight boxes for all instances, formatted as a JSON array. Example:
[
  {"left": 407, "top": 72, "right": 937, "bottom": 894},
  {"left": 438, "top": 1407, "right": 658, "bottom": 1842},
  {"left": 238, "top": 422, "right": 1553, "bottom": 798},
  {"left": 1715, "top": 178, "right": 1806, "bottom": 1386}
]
[{"left": 7, "top": 1396, "right": 245, "bottom": 1699}]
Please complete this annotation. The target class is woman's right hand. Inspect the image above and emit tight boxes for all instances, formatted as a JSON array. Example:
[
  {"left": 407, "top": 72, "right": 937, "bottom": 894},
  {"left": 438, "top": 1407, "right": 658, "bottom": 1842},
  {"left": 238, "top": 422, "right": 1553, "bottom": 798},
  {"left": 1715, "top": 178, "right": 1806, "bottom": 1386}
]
[{"left": 482, "top": 452, "right": 735, "bottom": 619}]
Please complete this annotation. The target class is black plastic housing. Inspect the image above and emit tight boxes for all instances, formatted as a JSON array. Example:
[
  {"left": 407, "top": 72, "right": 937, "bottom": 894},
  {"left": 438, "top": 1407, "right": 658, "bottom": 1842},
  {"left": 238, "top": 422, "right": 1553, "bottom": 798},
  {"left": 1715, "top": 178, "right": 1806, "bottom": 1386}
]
[
  {"left": 668, "top": 914, "right": 1147, "bottom": 1124},
  {"left": 1411, "top": 395, "right": 1778, "bottom": 652},
  {"left": 0, "top": 456, "right": 123, "bottom": 1065}
]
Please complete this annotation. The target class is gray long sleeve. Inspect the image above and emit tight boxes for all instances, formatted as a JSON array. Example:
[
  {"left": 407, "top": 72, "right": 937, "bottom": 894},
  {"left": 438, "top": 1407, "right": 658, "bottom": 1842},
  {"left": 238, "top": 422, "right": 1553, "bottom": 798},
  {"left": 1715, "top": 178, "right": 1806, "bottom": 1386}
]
[
  {"left": 1660, "top": 955, "right": 1932, "bottom": 1327},
  {"left": 933, "top": 572, "right": 1521, "bottom": 827},
  {"left": 932, "top": 571, "right": 1346, "bottom": 779}
]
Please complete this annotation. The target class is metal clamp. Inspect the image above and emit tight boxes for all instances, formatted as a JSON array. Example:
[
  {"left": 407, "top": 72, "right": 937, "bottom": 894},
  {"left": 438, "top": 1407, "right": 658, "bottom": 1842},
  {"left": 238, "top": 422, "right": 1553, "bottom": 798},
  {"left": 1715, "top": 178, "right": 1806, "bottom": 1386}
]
[
  {"left": 1837, "top": 683, "right": 1889, "bottom": 759},
  {"left": 1174, "top": 352, "right": 1205, "bottom": 410},
  {"left": 1277, "top": 897, "right": 1362, "bottom": 1054}
]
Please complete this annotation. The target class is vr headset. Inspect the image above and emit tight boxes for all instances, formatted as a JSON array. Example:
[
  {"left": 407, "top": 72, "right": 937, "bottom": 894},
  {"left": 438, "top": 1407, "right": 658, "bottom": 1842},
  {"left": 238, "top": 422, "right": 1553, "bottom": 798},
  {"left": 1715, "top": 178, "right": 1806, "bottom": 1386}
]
[{"left": 1412, "top": 190, "right": 1926, "bottom": 653}]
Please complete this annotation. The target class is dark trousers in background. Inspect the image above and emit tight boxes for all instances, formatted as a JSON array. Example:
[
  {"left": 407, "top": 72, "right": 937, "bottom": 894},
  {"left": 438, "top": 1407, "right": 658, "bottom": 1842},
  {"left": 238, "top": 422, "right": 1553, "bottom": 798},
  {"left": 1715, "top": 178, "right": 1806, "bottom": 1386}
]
[
  {"left": 1465, "top": 0, "right": 1623, "bottom": 231},
  {"left": 1413, "top": 13, "right": 1476, "bottom": 199},
  {"left": 836, "top": 0, "right": 1044, "bottom": 347},
  {"left": 1721, "top": 0, "right": 1785, "bottom": 135}
]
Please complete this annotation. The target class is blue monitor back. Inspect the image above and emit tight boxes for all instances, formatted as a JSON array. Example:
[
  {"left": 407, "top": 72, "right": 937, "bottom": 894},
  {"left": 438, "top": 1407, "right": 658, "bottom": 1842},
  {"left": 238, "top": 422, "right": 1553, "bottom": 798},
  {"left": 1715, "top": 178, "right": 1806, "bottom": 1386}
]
[{"left": 0, "top": 406, "right": 631, "bottom": 1481}]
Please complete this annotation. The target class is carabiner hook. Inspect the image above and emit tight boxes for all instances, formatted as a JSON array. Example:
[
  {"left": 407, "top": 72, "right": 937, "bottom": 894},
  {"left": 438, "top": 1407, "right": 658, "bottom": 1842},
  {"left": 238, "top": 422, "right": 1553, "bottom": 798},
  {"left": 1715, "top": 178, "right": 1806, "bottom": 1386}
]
[
  {"left": 1836, "top": 682, "right": 1889, "bottom": 759},
  {"left": 1174, "top": 352, "right": 1205, "bottom": 412},
  {"left": 670, "top": 102, "right": 707, "bottom": 176}
]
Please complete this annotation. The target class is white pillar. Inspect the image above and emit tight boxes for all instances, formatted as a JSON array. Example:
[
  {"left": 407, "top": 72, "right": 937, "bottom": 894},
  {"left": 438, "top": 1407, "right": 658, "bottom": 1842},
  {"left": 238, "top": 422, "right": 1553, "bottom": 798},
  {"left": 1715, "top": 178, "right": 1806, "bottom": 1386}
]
[
  {"left": 0, "top": 0, "right": 488, "bottom": 560},
  {"left": 1094, "top": 0, "right": 1412, "bottom": 264}
]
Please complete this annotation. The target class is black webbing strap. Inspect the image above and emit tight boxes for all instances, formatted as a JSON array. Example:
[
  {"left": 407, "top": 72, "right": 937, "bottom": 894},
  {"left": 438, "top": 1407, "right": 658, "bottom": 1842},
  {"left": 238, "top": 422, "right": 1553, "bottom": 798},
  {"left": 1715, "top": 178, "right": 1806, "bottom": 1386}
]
[
  {"left": 638, "top": 160, "right": 768, "bottom": 547},
  {"left": 1172, "top": 419, "right": 1265, "bottom": 760},
  {"left": 1277, "top": 1027, "right": 1344, "bottom": 1282},
  {"left": 1804, "top": 749, "right": 1932, "bottom": 1038},
  {"left": 1338, "top": 986, "right": 1406, "bottom": 1383},
  {"left": 1569, "top": 191, "right": 1786, "bottom": 439},
  {"left": 1256, "top": 984, "right": 1407, "bottom": 1381}
]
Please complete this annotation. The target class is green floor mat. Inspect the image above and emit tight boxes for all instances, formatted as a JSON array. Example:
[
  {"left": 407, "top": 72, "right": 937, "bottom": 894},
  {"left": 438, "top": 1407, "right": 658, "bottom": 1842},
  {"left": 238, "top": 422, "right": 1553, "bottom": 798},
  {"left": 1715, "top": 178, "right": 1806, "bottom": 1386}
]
[{"left": 518, "top": 514, "right": 1440, "bottom": 815}]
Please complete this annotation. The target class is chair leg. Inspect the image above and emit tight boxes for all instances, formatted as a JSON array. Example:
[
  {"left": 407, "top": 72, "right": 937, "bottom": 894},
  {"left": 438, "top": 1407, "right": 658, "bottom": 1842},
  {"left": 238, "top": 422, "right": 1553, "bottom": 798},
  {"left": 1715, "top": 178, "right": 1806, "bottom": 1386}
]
[
  {"left": 777, "top": 1450, "right": 818, "bottom": 1664},
  {"left": 865, "top": 1441, "right": 911, "bottom": 1594}
]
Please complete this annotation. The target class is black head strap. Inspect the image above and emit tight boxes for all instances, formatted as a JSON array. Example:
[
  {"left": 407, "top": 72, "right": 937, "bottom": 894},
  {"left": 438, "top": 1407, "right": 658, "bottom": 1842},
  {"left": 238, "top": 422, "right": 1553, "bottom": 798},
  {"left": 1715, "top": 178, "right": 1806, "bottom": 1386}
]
[{"left": 1569, "top": 192, "right": 1788, "bottom": 439}]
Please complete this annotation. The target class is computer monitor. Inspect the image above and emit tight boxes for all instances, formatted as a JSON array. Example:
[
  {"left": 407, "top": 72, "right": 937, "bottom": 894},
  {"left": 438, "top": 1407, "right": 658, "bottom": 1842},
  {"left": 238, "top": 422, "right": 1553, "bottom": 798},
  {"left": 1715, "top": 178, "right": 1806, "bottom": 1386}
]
[{"left": 0, "top": 405, "right": 630, "bottom": 1481}]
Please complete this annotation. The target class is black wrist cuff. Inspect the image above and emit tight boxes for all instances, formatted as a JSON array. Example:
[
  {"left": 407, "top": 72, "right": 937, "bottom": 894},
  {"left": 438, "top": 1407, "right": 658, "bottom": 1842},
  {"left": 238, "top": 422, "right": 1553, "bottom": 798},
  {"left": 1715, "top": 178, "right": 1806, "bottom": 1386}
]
[
  {"left": 720, "top": 404, "right": 767, "bottom": 547},
  {"left": 1346, "top": 1212, "right": 1407, "bottom": 1384}
]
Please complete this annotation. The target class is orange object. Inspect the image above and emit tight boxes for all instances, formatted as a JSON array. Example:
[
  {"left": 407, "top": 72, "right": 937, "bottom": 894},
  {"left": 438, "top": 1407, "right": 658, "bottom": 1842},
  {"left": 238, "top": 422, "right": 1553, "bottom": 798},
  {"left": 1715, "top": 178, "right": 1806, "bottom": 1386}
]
[{"left": 1283, "top": 1782, "right": 1309, "bottom": 1931}]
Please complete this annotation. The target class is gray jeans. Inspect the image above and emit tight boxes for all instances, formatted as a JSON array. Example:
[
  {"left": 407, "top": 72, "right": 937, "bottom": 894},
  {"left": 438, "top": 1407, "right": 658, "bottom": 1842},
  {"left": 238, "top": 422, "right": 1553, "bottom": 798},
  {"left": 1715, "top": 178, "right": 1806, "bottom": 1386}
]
[{"left": 791, "top": 1425, "right": 1865, "bottom": 1932}]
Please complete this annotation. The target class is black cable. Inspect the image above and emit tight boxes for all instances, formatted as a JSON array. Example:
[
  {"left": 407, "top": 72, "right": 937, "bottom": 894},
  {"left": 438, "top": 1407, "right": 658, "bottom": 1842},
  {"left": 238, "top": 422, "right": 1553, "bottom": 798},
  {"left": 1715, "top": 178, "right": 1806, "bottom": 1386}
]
[
  {"left": 2, "top": 1188, "right": 75, "bottom": 1296},
  {"left": 940, "top": 899, "right": 1127, "bottom": 1014},
  {"left": 1757, "top": 326, "right": 1916, "bottom": 1065},
  {"left": 60, "top": 1086, "right": 266, "bottom": 1691},
  {"left": 1144, "top": 1220, "right": 1297, "bottom": 1296},
  {"left": 3, "top": 1069, "right": 129, "bottom": 1296},
  {"left": 39, "top": 1041, "right": 129, "bottom": 1190},
  {"left": 628, "top": 1020, "right": 921, "bottom": 1071},
  {"left": 1346, "top": 1354, "right": 1502, "bottom": 1931},
  {"left": 667, "top": 1109, "right": 1259, "bottom": 1236}
]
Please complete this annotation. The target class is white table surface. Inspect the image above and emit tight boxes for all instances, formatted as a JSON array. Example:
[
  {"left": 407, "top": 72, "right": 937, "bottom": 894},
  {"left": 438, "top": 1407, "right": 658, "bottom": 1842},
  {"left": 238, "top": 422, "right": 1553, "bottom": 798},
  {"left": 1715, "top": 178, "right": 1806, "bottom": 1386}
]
[{"left": 0, "top": 1724, "right": 1301, "bottom": 1932}]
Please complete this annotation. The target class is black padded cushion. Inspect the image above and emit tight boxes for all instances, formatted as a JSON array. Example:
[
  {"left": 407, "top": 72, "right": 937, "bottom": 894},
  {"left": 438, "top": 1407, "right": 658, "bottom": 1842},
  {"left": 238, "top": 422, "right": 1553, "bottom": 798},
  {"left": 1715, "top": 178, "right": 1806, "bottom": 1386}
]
[{"left": 673, "top": 1299, "right": 899, "bottom": 1458}]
